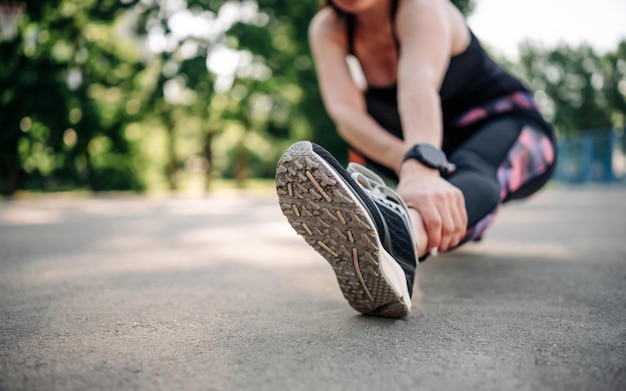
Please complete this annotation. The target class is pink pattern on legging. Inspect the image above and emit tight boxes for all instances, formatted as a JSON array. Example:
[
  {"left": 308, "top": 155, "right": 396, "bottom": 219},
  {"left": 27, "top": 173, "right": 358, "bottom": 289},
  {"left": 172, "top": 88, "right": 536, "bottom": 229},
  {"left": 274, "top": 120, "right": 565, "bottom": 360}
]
[
  {"left": 461, "top": 125, "right": 555, "bottom": 243},
  {"left": 455, "top": 91, "right": 537, "bottom": 127}
]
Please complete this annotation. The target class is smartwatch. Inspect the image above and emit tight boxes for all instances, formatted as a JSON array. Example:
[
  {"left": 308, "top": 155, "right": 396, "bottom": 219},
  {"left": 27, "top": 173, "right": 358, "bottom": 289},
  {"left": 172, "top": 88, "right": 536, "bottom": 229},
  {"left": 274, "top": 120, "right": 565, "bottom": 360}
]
[{"left": 402, "top": 144, "right": 456, "bottom": 176}]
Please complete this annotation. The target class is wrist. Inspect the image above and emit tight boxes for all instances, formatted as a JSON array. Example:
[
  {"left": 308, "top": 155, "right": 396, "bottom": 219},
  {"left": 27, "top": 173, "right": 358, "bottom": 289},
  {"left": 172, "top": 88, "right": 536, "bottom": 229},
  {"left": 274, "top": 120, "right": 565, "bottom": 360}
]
[
  {"left": 401, "top": 143, "right": 456, "bottom": 177},
  {"left": 398, "top": 158, "right": 440, "bottom": 178}
]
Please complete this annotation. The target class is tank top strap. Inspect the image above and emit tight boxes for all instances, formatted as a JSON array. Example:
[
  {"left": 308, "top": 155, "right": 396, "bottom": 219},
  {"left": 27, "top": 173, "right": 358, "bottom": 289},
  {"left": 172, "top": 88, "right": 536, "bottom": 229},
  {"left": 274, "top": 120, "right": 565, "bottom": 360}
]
[
  {"left": 347, "top": 14, "right": 356, "bottom": 55},
  {"left": 391, "top": 0, "right": 400, "bottom": 51}
]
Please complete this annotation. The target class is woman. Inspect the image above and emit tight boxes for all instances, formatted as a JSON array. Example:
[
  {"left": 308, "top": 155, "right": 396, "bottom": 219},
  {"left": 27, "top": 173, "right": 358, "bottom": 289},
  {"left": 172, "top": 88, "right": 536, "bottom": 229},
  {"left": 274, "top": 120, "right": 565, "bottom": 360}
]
[{"left": 275, "top": 0, "right": 556, "bottom": 317}]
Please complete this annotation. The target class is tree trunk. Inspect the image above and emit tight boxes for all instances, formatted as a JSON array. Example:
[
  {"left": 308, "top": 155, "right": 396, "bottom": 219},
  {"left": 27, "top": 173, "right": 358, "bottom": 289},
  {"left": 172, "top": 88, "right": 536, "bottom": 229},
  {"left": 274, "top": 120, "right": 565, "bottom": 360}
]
[
  {"left": 75, "top": 132, "right": 94, "bottom": 191},
  {"left": 204, "top": 131, "right": 215, "bottom": 192},
  {"left": 164, "top": 113, "right": 178, "bottom": 191},
  {"left": 235, "top": 141, "right": 248, "bottom": 189},
  {"left": 0, "top": 140, "right": 19, "bottom": 196}
]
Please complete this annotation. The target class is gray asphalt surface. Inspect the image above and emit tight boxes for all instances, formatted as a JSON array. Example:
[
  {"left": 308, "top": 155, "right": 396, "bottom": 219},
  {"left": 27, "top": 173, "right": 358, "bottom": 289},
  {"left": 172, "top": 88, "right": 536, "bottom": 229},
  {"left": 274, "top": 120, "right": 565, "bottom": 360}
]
[{"left": 1, "top": 186, "right": 625, "bottom": 391}]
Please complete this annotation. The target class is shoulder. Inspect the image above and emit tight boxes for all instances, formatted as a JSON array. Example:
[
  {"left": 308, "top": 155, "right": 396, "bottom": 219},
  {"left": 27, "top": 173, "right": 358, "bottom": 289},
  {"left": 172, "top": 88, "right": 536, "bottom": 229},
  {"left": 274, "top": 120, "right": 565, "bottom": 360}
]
[
  {"left": 396, "top": 0, "right": 461, "bottom": 26},
  {"left": 397, "top": 0, "right": 448, "bottom": 14},
  {"left": 308, "top": 6, "right": 347, "bottom": 47},
  {"left": 396, "top": 0, "right": 469, "bottom": 54}
]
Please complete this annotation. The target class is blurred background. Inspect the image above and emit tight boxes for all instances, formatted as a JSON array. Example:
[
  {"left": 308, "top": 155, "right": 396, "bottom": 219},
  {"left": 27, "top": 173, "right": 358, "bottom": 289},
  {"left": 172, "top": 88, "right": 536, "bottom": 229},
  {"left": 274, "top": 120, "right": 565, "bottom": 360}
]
[{"left": 1, "top": 0, "right": 625, "bottom": 197}]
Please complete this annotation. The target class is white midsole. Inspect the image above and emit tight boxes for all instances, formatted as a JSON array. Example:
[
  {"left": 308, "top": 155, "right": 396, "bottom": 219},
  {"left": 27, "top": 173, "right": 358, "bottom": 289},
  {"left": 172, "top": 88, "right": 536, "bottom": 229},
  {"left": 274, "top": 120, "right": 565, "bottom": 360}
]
[
  {"left": 379, "top": 250, "right": 411, "bottom": 307},
  {"left": 307, "top": 143, "right": 412, "bottom": 309}
]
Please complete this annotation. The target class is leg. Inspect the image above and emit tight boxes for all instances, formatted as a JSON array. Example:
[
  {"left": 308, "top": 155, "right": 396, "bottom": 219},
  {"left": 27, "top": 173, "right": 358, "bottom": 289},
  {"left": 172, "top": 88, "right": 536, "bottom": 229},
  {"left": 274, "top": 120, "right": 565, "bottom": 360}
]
[
  {"left": 350, "top": 113, "right": 556, "bottom": 258},
  {"left": 445, "top": 115, "right": 556, "bottom": 248}
]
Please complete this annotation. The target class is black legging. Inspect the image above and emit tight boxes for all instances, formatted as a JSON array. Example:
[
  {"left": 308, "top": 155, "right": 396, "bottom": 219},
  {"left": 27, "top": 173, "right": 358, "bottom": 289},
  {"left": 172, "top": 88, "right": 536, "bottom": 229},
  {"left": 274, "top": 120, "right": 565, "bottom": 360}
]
[
  {"left": 446, "top": 115, "right": 556, "bottom": 241},
  {"left": 353, "top": 94, "right": 557, "bottom": 242}
]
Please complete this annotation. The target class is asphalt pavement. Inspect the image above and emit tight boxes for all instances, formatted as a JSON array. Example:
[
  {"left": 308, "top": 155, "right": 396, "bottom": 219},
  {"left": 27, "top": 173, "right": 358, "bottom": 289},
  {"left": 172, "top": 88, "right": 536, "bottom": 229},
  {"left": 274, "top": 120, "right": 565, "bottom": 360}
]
[{"left": 0, "top": 186, "right": 625, "bottom": 391}]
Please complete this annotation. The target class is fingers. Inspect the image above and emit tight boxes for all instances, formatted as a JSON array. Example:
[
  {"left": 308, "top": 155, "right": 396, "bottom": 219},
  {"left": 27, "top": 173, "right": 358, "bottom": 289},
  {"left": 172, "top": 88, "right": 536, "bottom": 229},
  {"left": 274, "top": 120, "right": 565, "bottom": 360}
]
[
  {"left": 438, "top": 205, "right": 456, "bottom": 252},
  {"left": 418, "top": 188, "right": 466, "bottom": 253},
  {"left": 419, "top": 202, "right": 441, "bottom": 253},
  {"left": 452, "top": 190, "right": 468, "bottom": 247},
  {"left": 397, "top": 175, "right": 468, "bottom": 256},
  {"left": 445, "top": 188, "right": 467, "bottom": 249}
]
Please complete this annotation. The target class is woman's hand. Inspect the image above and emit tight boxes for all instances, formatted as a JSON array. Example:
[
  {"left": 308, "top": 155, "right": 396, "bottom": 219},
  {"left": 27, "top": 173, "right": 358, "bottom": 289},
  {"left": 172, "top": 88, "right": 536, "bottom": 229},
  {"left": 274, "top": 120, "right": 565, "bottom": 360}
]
[{"left": 396, "top": 160, "right": 467, "bottom": 254}]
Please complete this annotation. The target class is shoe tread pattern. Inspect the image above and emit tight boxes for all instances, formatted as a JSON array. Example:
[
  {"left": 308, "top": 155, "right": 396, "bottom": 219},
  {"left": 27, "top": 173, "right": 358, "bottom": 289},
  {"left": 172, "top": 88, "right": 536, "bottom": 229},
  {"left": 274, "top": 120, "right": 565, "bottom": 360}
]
[{"left": 276, "top": 142, "right": 408, "bottom": 318}]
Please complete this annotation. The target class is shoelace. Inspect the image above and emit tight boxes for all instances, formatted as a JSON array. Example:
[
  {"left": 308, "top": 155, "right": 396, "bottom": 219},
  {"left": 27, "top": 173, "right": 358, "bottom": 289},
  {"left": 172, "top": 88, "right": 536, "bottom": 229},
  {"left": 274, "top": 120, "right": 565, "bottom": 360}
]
[
  {"left": 347, "top": 163, "right": 409, "bottom": 213},
  {"left": 347, "top": 163, "right": 418, "bottom": 252}
]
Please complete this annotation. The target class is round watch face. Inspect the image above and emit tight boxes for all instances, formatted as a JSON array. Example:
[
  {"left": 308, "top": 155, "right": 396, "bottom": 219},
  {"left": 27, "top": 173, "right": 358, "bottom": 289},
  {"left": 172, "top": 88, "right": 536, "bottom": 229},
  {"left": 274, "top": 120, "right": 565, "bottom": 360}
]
[{"left": 417, "top": 144, "right": 446, "bottom": 168}]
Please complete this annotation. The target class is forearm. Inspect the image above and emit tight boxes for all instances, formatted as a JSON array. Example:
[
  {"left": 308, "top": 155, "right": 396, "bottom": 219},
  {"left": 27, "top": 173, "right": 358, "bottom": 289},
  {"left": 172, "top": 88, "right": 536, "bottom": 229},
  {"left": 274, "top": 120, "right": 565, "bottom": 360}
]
[
  {"left": 398, "top": 82, "right": 443, "bottom": 150},
  {"left": 396, "top": 80, "right": 447, "bottom": 183},
  {"left": 329, "top": 106, "right": 406, "bottom": 172},
  {"left": 395, "top": 0, "right": 451, "bottom": 154}
]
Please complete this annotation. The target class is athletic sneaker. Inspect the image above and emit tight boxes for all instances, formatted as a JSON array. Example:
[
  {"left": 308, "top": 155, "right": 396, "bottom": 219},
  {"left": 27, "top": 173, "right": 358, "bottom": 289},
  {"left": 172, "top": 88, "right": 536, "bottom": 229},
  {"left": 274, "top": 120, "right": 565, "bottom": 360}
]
[{"left": 275, "top": 141, "right": 418, "bottom": 318}]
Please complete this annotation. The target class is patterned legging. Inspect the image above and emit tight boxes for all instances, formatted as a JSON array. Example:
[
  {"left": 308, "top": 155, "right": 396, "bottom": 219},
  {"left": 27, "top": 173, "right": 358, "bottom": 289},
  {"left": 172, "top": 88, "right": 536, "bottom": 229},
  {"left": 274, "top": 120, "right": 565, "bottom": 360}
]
[
  {"left": 455, "top": 119, "right": 556, "bottom": 244},
  {"left": 351, "top": 91, "right": 557, "bottom": 250}
]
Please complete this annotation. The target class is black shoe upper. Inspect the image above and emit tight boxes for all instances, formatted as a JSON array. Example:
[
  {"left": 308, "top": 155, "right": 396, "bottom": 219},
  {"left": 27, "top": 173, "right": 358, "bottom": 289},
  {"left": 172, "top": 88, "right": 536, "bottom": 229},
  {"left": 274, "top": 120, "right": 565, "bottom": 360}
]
[{"left": 312, "top": 143, "right": 417, "bottom": 296}]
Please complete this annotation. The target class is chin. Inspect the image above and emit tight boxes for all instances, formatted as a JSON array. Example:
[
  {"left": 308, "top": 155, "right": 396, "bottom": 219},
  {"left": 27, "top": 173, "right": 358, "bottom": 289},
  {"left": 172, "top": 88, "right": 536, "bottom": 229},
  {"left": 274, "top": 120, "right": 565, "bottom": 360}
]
[{"left": 332, "top": 0, "right": 381, "bottom": 13}]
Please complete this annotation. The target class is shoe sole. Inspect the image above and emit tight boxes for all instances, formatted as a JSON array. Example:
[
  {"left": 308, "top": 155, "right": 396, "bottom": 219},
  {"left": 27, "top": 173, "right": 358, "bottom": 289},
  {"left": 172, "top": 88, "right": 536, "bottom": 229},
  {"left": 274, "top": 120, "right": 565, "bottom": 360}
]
[{"left": 276, "top": 141, "right": 411, "bottom": 318}]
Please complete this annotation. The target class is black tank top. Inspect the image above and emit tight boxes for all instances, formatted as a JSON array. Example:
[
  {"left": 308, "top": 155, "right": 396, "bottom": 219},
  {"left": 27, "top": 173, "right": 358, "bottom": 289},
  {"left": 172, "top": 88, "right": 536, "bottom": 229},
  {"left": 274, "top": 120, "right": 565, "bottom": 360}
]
[{"left": 346, "top": 0, "right": 530, "bottom": 126}]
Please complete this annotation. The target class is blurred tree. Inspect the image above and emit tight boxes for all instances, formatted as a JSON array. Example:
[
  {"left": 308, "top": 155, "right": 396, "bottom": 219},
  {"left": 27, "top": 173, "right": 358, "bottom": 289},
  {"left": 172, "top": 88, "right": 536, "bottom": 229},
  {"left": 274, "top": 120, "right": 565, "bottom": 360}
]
[
  {"left": 516, "top": 41, "right": 626, "bottom": 135},
  {"left": 1, "top": 1, "right": 67, "bottom": 195},
  {"left": 230, "top": 0, "right": 337, "bottom": 172},
  {"left": 451, "top": 0, "right": 474, "bottom": 14},
  {"left": 0, "top": 0, "right": 479, "bottom": 194},
  {"left": 132, "top": 0, "right": 285, "bottom": 190},
  {"left": 6, "top": 0, "right": 624, "bottom": 194},
  {"left": 601, "top": 41, "right": 626, "bottom": 129},
  {"left": 0, "top": 0, "right": 143, "bottom": 195}
]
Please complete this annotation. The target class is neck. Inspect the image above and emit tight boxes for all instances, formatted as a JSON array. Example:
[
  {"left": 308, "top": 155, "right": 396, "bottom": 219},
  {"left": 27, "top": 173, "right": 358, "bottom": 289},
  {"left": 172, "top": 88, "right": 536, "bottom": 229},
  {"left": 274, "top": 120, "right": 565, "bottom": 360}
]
[{"left": 354, "top": 0, "right": 392, "bottom": 30}]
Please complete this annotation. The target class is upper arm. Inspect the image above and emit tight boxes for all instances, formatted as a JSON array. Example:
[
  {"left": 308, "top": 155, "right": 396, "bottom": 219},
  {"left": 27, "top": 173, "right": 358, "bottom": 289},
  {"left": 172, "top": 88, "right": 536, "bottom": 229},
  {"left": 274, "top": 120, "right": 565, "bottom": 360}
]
[
  {"left": 395, "top": 0, "right": 453, "bottom": 90},
  {"left": 308, "top": 9, "right": 367, "bottom": 120}
]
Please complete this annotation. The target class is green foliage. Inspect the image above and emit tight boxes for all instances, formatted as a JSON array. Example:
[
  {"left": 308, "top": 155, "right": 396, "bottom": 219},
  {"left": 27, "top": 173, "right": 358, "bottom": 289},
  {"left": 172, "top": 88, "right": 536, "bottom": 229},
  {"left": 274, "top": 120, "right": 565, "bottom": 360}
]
[
  {"left": 451, "top": 0, "right": 475, "bottom": 15},
  {"left": 0, "top": 0, "right": 144, "bottom": 195},
  {"left": 1, "top": 0, "right": 625, "bottom": 195},
  {"left": 514, "top": 42, "right": 626, "bottom": 135},
  {"left": 600, "top": 41, "right": 626, "bottom": 128}
]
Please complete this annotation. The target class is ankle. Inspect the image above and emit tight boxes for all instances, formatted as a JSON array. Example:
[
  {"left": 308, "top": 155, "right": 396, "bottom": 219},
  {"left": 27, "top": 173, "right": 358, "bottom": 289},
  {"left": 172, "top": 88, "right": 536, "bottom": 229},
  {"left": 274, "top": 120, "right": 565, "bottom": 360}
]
[{"left": 408, "top": 208, "right": 429, "bottom": 258}]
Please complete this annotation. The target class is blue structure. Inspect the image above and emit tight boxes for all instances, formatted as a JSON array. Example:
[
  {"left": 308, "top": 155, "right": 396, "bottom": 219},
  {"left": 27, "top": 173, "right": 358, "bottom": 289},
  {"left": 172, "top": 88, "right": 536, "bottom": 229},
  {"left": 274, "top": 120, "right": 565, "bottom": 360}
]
[{"left": 553, "top": 128, "right": 625, "bottom": 184}]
